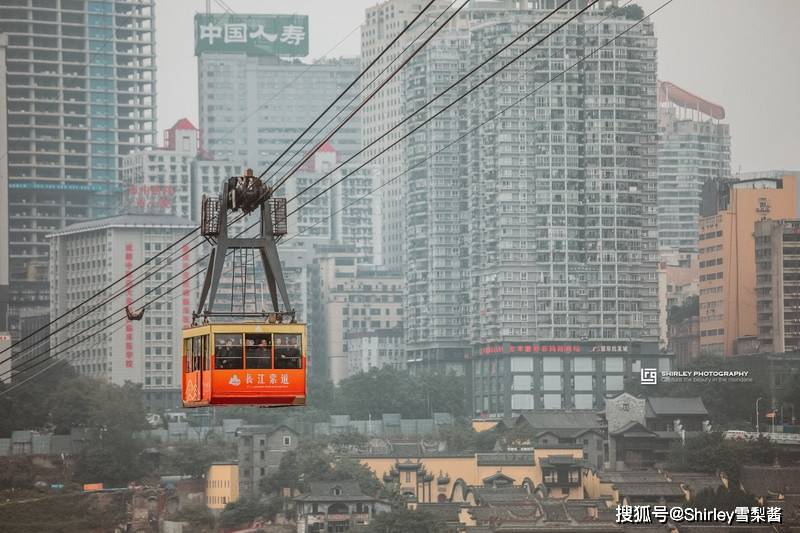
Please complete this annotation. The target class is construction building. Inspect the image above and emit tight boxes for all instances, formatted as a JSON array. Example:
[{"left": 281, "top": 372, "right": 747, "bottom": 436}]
[
  {"left": 657, "top": 81, "right": 730, "bottom": 254},
  {"left": 0, "top": 0, "right": 157, "bottom": 336}
]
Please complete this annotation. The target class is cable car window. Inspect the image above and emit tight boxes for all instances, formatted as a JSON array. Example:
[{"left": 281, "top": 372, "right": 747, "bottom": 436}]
[
  {"left": 203, "top": 335, "right": 210, "bottom": 371},
  {"left": 274, "top": 334, "right": 302, "bottom": 369},
  {"left": 215, "top": 334, "right": 243, "bottom": 369},
  {"left": 192, "top": 336, "right": 202, "bottom": 372},
  {"left": 245, "top": 334, "right": 272, "bottom": 369},
  {"left": 184, "top": 339, "right": 192, "bottom": 373}
]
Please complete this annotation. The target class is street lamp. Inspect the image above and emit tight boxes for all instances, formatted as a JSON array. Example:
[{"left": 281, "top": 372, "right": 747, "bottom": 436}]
[{"left": 756, "top": 397, "right": 763, "bottom": 435}]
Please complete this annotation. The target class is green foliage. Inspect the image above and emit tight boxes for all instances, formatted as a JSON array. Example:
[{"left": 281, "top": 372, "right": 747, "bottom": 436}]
[
  {"left": 65, "top": 380, "right": 149, "bottom": 487},
  {"left": 219, "top": 497, "right": 276, "bottom": 528},
  {"left": 326, "top": 457, "right": 384, "bottom": 497},
  {"left": 666, "top": 432, "right": 783, "bottom": 482},
  {"left": 692, "top": 486, "right": 758, "bottom": 511},
  {"left": 438, "top": 418, "right": 498, "bottom": 452},
  {"left": 159, "top": 438, "right": 234, "bottom": 478},
  {"left": 619, "top": 4, "right": 645, "bottom": 20},
  {"left": 365, "top": 508, "right": 449, "bottom": 533},
  {"left": 668, "top": 295, "right": 699, "bottom": 324},
  {"left": 261, "top": 441, "right": 383, "bottom": 498},
  {"left": 168, "top": 502, "right": 216, "bottom": 533},
  {"left": 503, "top": 421, "right": 537, "bottom": 450},
  {"left": 332, "top": 367, "right": 466, "bottom": 418},
  {"left": 0, "top": 365, "right": 79, "bottom": 437},
  {"left": 0, "top": 491, "right": 127, "bottom": 533}
]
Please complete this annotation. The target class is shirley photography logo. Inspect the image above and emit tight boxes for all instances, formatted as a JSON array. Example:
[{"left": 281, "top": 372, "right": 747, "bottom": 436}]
[{"left": 640, "top": 368, "right": 658, "bottom": 385}]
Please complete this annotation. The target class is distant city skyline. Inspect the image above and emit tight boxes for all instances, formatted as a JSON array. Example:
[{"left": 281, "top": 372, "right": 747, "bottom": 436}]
[{"left": 155, "top": 0, "right": 799, "bottom": 175}]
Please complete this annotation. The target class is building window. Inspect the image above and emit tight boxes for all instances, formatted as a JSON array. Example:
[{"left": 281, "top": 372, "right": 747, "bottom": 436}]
[{"left": 283, "top": 435, "right": 292, "bottom": 446}]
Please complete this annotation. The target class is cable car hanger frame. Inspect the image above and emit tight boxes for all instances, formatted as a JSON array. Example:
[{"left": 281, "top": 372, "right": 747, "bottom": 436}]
[{"left": 195, "top": 169, "right": 295, "bottom": 326}]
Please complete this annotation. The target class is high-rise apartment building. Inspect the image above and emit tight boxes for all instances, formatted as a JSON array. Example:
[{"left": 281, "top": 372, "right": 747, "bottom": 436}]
[
  {"left": 195, "top": 13, "right": 360, "bottom": 170},
  {"left": 657, "top": 81, "right": 730, "bottom": 254},
  {"left": 362, "top": 0, "right": 426, "bottom": 272},
  {"left": 755, "top": 219, "right": 800, "bottom": 355},
  {"left": 49, "top": 215, "right": 196, "bottom": 410},
  {"left": 0, "top": 34, "right": 10, "bottom": 381},
  {"left": 279, "top": 145, "right": 380, "bottom": 266},
  {"left": 1, "top": 0, "right": 156, "bottom": 333},
  {"left": 698, "top": 174, "right": 798, "bottom": 357},
  {"left": 309, "top": 245, "right": 403, "bottom": 384},
  {"left": 397, "top": 2, "right": 661, "bottom": 416}
]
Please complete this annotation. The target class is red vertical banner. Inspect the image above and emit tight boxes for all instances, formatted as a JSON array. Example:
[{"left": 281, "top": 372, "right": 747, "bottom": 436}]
[
  {"left": 181, "top": 244, "right": 191, "bottom": 328},
  {"left": 124, "top": 244, "right": 134, "bottom": 369}
]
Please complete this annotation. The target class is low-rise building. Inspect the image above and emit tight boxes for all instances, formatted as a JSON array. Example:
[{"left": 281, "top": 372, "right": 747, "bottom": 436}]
[
  {"left": 237, "top": 425, "right": 299, "bottom": 496},
  {"left": 358, "top": 447, "right": 589, "bottom": 503},
  {"left": 206, "top": 462, "right": 239, "bottom": 511},
  {"left": 507, "top": 411, "right": 607, "bottom": 470},
  {"left": 294, "top": 481, "right": 391, "bottom": 533},
  {"left": 345, "top": 328, "right": 405, "bottom": 376},
  {"left": 309, "top": 246, "right": 403, "bottom": 384},
  {"left": 604, "top": 393, "right": 709, "bottom": 470}
]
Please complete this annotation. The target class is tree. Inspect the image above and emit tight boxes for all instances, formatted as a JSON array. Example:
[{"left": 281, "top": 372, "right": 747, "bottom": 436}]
[
  {"left": 168, "top": 503, "right": 216, "bottom": 533},
  {"left": 219, "top": 497, "right": 276, "bottom": 529},
  {"left": 365, "top": 508, "right": 449, "bottom": 533},
  {"left": 262, "top": 441, "right": 333, "bottom": 495},
  {"left": 666, "top": 432, "right": 784, "bottom": 483},
  {"left": 332, "top": 367, "right": 467, "bottom": 419},
  {"left": 692, "top": 486, "right": 757, "bottom": 511},
  {"left": 668, "top": 295, "right": 699, "bottom": 324},
  {"left": 326, "top": 457, "right": 383, "bottom": 497},
  {"left": 261, "top": 442, "right": 384, "bottom": 498},
  {"left": 159, "top": 438, "right": 234, "bottom": 478},
  {"left": 438, "top": 418, "right": 498, "bottom": 452}
]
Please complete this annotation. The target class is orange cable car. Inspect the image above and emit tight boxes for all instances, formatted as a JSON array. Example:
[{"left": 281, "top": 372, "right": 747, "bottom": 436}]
[
  {"left": 182, "top": 323, "right": 306, "bottom": 407},
  {"left": 182, "top": 169, "right": 305, "bottom": 408}
]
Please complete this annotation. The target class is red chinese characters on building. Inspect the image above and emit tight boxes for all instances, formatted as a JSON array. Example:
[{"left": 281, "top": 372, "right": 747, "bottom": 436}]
[
  {"left": 181, "top": 244, "right": 191, "bottom": 328},
  {"left": 124, "top": 244, "right": 134, "bottom": 369},
  {"left": 479, "top": 344, "right": 585, "bottom": 356},
  {"left": 128, "top": 185, "right": 176, "bottom": 212}
]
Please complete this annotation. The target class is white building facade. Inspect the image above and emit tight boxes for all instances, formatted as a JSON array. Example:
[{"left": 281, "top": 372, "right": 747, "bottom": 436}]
[{"left": 49, "top": 215, "right": 196, "bottom": 410}]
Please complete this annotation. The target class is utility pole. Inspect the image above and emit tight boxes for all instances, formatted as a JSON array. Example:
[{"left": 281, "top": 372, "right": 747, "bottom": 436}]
[{"left": 756, "top": 397, "right": 762, "bottom": 434}]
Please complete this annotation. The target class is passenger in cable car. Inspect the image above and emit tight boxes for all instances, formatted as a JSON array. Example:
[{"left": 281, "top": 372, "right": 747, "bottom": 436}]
[
  {"left": 245, "top": 334, "right": 272, "bottom": 369},
  {"left": 215, "top": 335, "right": 243, "bottom": 369},
  {"left": 275, "top": 334, "right": 301, "bottom": 369}
]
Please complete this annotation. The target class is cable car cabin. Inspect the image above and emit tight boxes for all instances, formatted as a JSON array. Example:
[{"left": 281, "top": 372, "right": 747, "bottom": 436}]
[{"left": 181, "top": 323, "right": 306, "bottom": 407}]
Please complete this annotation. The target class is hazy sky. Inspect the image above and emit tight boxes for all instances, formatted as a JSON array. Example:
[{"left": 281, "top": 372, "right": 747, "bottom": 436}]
[{"left": 156, "top": 0, "right": 800, "bottom": 174}]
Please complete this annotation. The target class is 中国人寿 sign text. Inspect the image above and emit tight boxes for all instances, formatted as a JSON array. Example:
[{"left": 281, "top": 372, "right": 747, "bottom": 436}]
[{"left": 195, "top": 14, "right": 309, "bottom": 57}]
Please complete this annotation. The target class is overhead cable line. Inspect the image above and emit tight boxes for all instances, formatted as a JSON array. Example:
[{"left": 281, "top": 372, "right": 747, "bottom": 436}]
[
  {"left": 0, "top": 1, "right": 414, "bottom": 366},
  {"left": 3, "top": 0, "right": 667, "bottom": 386}
]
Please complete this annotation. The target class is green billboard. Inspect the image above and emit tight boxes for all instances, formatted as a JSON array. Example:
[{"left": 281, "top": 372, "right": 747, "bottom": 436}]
[{"left": 194, "top": 14, "right": 308, "bottom": 57}]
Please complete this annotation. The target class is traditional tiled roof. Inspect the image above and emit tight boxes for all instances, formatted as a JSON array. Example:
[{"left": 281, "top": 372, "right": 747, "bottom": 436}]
[
  {"left": 518, "top": 411, "right": 606, "bottom": 431},
  {"left": 646, "top": 397, "right": 708, "bottom": 417},
  {"left": 612, "top": 482, "right": 685, "bottom": 497},
  {"left": 740, "top": 465, "right": 800, "bottom": 497},
  {"left": 416, "top": 503, "right": 461, "bottom": 522},
  {"left": 294, "top": 481, "right": 380, "bottom": 503},
  {"left": 665, "top": 472, "right": 722, "bottom": 495}
]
